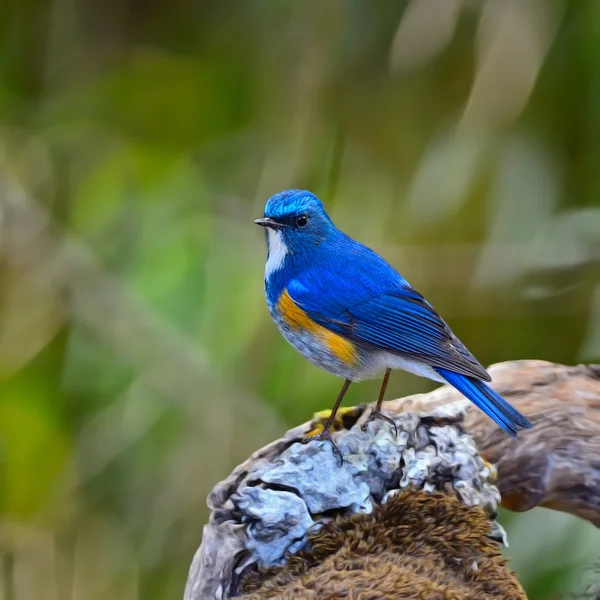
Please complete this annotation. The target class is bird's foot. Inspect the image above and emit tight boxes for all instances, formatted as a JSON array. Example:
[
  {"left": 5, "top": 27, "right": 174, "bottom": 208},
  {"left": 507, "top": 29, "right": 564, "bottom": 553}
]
[
  {"left": 361, "top": 407, "right": 398, "bottom": 436},
  {"left": 301, "top": 428, "right": 344, "bottom": 466}
]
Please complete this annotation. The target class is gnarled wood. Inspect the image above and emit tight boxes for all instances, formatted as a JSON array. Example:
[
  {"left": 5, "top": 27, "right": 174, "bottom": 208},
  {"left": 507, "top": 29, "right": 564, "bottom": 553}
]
[
  {"left": 185, "top": 360, "right": 600, "bottom": 599},
  {"left": 382, "top": 360, "right": 600, "bottom": 526}
]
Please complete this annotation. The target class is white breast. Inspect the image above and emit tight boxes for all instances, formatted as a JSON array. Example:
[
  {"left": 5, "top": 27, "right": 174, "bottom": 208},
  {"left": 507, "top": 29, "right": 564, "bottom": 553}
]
[{"left": 265, "top": 229, "right": 289, "bottom": 279}]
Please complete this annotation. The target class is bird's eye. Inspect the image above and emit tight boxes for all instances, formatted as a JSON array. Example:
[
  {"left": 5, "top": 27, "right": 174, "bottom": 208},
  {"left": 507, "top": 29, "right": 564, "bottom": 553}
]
[{"left": 296, "top": 214, "right": 308, "bottom": 227}]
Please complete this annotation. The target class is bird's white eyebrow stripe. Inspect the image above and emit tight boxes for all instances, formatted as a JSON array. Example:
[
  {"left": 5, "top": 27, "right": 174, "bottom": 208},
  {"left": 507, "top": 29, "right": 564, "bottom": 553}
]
[{"left": 265, "top": 229, "right": 288, "bottom": 279}]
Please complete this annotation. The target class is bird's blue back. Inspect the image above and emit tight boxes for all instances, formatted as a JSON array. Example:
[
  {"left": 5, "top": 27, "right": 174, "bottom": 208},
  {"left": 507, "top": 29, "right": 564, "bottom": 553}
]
[
  {"left": 266, "top": 227, "right": 407, "bottom": 305},
  {"left": 268, "top": 226, "right": 489, "bottom": 381}
]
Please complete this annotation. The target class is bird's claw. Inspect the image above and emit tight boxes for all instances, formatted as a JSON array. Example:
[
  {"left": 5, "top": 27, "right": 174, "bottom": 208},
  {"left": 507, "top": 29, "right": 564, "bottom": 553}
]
[
  {"left": 301, "top": 428, "right": 344, "bottom": 466},
  {"left": 361, "top": 408, "right": 398, "bottom": 437}
]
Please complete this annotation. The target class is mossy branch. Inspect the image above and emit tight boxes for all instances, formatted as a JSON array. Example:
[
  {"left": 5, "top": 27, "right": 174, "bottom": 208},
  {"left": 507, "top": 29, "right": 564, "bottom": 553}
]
[{"left": 185, "top": 360, "right": 600, "bottom": 600}]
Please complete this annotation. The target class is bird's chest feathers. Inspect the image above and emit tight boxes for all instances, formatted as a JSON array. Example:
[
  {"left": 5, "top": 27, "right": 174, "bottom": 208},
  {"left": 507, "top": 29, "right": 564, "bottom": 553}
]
[
  {"left": 262, "top": 232, "right": 356, "bottom": 368},
  {"left": 264, "top": 229, "right": 298, "bottom": 306},
  {"left": 264, "top": 229, "right": 289, "bottom": 280},
  {"left": 273, "top": 289, "right": 358, "bottom": 367}
]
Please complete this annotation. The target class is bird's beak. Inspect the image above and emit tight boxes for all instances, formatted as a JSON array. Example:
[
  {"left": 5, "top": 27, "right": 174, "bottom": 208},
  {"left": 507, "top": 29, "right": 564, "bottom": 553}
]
[{"left": 254, "top": 217, "right": 282, "bottom": 229}]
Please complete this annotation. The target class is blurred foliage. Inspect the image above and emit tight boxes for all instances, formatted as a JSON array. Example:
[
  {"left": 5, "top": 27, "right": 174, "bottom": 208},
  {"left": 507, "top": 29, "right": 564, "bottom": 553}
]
[{"left": 0, "top": 1, "right": 599, "bottom": 599}]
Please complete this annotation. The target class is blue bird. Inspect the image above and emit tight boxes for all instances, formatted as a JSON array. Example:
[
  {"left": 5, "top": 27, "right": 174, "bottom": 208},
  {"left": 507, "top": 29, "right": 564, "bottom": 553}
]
[{"left": 255, "top": 189, "right": 531, "bottom": 456}]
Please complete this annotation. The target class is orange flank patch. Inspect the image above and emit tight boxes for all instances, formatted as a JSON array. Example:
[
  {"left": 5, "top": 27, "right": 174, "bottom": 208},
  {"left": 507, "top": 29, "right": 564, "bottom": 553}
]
[{"left": 277, "top": 290, "right": 358, "bottom": 365}]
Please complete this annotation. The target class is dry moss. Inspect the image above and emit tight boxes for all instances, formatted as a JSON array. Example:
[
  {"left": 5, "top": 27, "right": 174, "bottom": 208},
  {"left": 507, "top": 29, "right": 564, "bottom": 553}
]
[{"left": 238, "top": 490, "right": 526, "bottom": 600}]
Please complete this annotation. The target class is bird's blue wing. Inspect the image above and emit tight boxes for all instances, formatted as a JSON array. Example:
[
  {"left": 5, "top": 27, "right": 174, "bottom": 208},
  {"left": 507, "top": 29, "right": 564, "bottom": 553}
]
[{"left": 287, "top": 273, "right": 490, "bottom": 381}]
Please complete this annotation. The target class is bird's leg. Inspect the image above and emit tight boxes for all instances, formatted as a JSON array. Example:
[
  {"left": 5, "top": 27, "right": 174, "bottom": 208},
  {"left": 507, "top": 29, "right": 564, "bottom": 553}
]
[
  {"left": 361, "top": 368, "right": 397, "bottom": 435},
  {"left": 302, "top": 379, "right": 352, "bottom": 465}
]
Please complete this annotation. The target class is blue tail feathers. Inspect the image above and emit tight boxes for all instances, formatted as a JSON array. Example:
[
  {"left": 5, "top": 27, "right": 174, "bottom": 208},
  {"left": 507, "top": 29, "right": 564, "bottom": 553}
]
[{"left": 435, "top": 368, "right": 532, "bottom": 437}]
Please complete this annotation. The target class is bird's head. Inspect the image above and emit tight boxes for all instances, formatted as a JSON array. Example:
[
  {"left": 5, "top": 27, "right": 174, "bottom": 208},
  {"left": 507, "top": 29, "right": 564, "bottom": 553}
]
[{"left": 255, "top": 190, "right": 334, "bottom": 273}]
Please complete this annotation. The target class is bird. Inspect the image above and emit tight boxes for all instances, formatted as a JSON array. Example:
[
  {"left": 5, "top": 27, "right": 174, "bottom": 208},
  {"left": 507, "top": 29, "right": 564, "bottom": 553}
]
[{"left": 255, "top": 189, "right": 531, "bottom": 458}]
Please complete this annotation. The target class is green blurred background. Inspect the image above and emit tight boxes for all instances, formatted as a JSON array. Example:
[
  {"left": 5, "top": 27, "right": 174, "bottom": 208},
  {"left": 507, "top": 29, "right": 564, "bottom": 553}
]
[{"left": 0, "top": 0, "right": 599, "bottom": 598}]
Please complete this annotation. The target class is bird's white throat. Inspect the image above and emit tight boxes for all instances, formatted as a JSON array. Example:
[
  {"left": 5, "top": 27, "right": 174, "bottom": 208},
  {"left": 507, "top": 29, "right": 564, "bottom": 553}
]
[{"left": 265, "top": 229, "right": 288, "bottom": 279}]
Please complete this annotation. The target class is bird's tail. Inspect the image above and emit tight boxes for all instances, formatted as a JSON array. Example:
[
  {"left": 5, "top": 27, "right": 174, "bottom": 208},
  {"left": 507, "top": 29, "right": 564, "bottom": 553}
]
[{"left": 435, "top": 368, "right": 532, "bottom": 437}]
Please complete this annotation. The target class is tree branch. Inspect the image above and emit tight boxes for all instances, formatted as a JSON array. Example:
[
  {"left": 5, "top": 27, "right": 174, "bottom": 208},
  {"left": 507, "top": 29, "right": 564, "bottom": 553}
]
[
  {"left": 382, "top": 360, "right": 600, "bottom": 526},
  {"left": 185, "top": 360, "right": 600, "bottom": 600}
]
